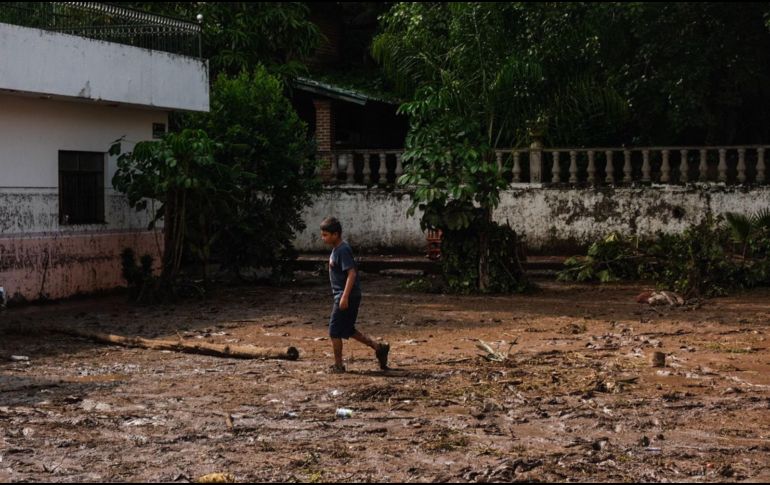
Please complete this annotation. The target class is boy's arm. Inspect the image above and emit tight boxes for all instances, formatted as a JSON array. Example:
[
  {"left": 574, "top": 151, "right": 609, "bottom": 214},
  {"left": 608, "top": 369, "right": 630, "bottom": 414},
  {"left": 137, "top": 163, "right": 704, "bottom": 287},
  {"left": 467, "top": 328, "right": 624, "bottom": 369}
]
[{"left": 339, "top": 268, "right": 357, "bottom": 310}]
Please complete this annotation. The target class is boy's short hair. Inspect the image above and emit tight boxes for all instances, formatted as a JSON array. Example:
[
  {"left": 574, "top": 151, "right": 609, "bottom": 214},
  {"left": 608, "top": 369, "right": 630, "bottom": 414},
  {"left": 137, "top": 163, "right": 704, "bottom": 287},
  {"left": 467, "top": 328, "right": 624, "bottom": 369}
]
[{"left": 321, "top": 216, "right": 342, "bottom": 235}]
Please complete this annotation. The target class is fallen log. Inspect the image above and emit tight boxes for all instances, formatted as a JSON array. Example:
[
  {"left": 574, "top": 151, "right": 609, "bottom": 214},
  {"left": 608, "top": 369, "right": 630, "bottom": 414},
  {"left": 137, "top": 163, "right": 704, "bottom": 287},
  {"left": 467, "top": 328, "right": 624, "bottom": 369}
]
[{"left": 51, "top": 328, "right": 300, "bottom": 361}]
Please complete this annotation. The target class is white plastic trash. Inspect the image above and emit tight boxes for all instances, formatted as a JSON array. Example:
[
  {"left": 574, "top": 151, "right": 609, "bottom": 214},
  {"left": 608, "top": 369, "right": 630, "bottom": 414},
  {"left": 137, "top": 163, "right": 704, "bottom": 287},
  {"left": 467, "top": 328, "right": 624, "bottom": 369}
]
[{"left": 336, "top": 408, "right": 353, "bottom": 419}]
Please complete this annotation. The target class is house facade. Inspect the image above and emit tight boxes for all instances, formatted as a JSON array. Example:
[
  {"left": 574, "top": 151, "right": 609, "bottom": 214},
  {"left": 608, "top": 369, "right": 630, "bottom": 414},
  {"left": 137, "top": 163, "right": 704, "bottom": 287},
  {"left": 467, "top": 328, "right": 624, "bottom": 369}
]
[{"left": 0, "top": 3, "right": 209, "bottom": 302}]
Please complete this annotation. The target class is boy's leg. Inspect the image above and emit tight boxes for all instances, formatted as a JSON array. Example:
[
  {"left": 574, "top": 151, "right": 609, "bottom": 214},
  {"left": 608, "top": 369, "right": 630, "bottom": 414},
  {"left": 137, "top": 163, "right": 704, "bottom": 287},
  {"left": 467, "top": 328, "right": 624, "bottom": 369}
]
[
  {"left": 331, "top": 338, "right": 344, "bottom": 369},
  {"left": 352, "top": 331, "right": 390, "bottom": 370},
  {"left": 351, "top": 330, "right": 378, "bottom": 350},
  {"left": 329, "top": 296, "right": 350, "bottom": 372}
]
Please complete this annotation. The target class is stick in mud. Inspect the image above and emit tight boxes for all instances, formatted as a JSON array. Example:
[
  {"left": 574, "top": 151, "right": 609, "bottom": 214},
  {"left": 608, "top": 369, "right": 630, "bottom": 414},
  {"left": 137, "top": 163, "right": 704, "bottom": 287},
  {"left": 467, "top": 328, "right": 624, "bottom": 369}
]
[{"left": 49, "top": 328, "right": 300, "bottom": 361}]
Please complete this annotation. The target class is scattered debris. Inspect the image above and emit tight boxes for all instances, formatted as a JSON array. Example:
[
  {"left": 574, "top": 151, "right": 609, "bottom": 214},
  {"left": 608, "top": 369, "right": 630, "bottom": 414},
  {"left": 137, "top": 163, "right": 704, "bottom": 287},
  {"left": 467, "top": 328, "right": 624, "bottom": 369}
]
[
  {"left": 560, "top": 323, "right": 587, "bottom": 335},
  {"left": 404, "top": 339, "right": 428, "bottom": 345},
  {"left": 464, "top": 458, "right": 544, "bottom": 482},
  {"left": 476, "top": 339, "right": 517, "bottom": 362},
  {"left": 196, "top": 473, "right": 236, "bottom": 483},
  {"left": 637, "top": 291, "right": 685, "bottom": 306},
  {"left": 594, "top": 376, "right": 639, "bottom": 393},
  {"left": 335, "top": 408, "right": 353, "bottom": 419},
  {"left": 482, "top": 399, "right": 503, "bottom": 413},
  {"left": 80, "top": 400, "right": 112, "bottom": 412},
  {"left": 1, "top": 273, "right": 768, "bottom": 482}
]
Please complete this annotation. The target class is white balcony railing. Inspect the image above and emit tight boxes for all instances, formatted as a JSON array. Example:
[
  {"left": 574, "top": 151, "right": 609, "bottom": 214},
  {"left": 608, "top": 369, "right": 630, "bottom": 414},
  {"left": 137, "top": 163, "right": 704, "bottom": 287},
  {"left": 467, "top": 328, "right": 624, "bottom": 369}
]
[{"left": 323, "top": 145, "right": 770, "bottom": 187}]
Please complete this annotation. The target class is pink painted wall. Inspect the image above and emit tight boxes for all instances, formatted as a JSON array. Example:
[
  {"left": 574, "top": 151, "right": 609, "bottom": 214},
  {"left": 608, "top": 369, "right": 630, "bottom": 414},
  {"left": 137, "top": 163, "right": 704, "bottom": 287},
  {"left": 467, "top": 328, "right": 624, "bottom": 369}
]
[
  {"left": 0, "top": 230, "right": 162, "bottom": 302},
  {"left": 0, "top": 94, "right": 169, "bottom": 303}
]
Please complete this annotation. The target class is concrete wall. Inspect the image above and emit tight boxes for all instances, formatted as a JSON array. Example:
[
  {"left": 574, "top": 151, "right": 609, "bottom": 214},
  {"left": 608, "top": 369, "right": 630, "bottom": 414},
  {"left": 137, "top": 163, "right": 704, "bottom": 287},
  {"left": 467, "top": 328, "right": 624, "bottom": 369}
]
[
  {"left": 0, "top": 231, "right": 161, "bottom": 301},
  {"left": 295, "top": 185, "right": 770, "bottom": 253},
  {"left": 0, "top": 22, "right": 209, "bottom": 112},
  {"left": 0, "top": 94, "right": 166, "bottom": 188},
  {"left": 0, "top": 94, "right": 164, "bottom": 301},
  {"left": 297, "top": 188, "right": 422, "bottom": 252}
]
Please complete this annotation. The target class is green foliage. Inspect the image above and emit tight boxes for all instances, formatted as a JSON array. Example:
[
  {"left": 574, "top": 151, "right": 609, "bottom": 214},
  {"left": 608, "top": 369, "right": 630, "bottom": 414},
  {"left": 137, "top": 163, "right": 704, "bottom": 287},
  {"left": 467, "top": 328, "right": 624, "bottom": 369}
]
[
  {"left": 120, "top": 248, "right": 158, "bottom": 303},
  {"left": 376, "top": 2, "right": 770, "bottom": 146},
  {"left": 395, "top": 89, "right": 508, "bottom": 232},
  {"left": 610, "top": 2, "right": 770, "bottom": 144},
  {"left": 398, "top": 276, "right": 438, "bottom": 294},
  {"left": 112, "top": 129, "right": 223, "bottom": 280},
  {"left": 375, "top": 3, "right": 628, "bottom": 291},
  {"left": 113, "top": 69, "right": 318, "bottom": 285},
  {"left": 647, "top": 217, "right": 740, "bottom": 298},
  {"left": 725, "top": 210, "right": 770, "bottom": 257},
  {"left": 120, "top": 2, "right": 321, "bottom": 79},
  {"left": 440, "top": 221, "right": 531, "bottom": 294},
  {"left": 374, "top": 3, "right": 629, "bottom": 148},
  {"left": 183, "top": 67, "right": 320, "bottom": 279},
  {"left": 559, "top": 233, "right": 648, "bottom": 283},
  {"left": 560, "top": 213, "right": 770, "bottom": 298}
]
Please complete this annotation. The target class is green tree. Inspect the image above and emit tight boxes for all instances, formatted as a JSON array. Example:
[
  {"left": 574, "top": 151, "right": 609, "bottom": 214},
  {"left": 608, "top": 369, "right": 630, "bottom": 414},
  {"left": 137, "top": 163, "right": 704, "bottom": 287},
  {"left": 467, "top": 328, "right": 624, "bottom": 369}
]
[
  {"left": 113, "top": 68, "right": 319, "bottom": 284},
  {"left": 605, "top": 2, "right": 770, "bottom": 145},
  {"left": 111, "top": 129, "right": 227, "bottom": 282},
  {"left": 373, "top": 3, "right": 626, "bottom": 290},
  {"left": 119, "top": 2, "right": 321, "bottom": 78},
  {"left": 184, "top": 67, "right": 320, "bottom": 280},
  {"left": 110, "top": 4, "right": 322, "bottom": 284}
]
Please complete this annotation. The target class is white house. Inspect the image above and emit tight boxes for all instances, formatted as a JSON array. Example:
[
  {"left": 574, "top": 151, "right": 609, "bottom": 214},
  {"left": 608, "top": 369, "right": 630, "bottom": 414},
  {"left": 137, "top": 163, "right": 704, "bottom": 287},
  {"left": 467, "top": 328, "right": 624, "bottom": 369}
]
[{"left": 0, "top": 3, "right": 209, "bottom": 302}]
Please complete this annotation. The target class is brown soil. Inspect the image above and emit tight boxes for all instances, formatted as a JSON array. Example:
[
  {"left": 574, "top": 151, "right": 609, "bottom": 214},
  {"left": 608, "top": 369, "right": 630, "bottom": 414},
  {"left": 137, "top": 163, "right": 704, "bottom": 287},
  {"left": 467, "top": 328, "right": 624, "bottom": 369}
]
[{"left": 1, "top": 273, "right": 769, "bottom": 482}]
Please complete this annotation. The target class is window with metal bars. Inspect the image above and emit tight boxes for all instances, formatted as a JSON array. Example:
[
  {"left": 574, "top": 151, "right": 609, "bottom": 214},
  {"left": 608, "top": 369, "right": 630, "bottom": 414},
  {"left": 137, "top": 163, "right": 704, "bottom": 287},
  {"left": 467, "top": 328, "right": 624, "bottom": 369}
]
[{"left": 58, "top": 150, "right": 105, "bottom": 225}]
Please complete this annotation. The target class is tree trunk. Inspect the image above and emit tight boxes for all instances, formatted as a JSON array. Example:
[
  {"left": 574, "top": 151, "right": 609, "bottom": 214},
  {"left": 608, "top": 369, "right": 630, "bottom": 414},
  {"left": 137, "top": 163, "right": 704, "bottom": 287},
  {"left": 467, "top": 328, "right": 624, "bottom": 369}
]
[
  {"left": 52, "top": 328, "right": 300, "bottom": 361},
  {"left": 478, "top": 208, "right": 492, "bottom": 291},
  {"left": 162, "top": 189, "right": 177, "bottom": 281}
]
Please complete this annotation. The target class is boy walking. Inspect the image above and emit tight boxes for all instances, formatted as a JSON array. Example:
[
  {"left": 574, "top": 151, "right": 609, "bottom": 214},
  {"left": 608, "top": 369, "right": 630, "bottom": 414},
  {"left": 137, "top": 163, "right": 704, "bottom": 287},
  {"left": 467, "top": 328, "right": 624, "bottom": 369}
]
[{"left": 320, "top": 217, "right": 389, "bottom": 373}]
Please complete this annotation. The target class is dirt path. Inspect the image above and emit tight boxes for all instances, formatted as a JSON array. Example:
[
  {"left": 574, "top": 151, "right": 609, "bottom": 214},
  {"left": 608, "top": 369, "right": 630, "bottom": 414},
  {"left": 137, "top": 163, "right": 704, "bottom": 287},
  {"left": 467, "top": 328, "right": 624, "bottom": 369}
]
[{"left": 1, "top": 273, "right": 769, "bottom": 482}]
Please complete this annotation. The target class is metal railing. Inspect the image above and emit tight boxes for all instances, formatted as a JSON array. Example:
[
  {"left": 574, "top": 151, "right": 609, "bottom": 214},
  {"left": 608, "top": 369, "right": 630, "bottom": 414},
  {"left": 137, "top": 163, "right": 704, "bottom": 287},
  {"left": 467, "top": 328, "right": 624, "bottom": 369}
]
[{"left": 0, "top": 2, "right": 201, "bottom": 58}]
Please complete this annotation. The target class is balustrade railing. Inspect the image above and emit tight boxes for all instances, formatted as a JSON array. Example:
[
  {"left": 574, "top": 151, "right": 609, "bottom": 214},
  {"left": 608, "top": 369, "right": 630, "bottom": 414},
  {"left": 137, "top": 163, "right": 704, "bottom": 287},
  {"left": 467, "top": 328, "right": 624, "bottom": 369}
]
[
  {"left": 328, "top": 150, "right": 404, "bottom": 186},
  {"left": 495, "top": 145, "right": 769, "bottom": 186},
  {"left": 322, "top": 145, "right": 770, "bottom": 187}
]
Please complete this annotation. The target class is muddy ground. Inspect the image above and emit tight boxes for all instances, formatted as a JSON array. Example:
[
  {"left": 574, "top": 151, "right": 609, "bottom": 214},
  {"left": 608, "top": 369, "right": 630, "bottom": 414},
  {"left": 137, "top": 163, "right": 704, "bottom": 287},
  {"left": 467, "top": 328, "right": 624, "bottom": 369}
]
[{"left": 1, "top": 272, "right": 769, "bottom": 483}]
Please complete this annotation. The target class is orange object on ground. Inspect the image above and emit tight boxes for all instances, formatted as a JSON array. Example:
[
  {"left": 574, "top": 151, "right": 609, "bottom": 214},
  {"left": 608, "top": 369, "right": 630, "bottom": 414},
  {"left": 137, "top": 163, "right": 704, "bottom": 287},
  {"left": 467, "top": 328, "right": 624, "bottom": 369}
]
[{"left": 426, "top": 229, "right": 443, "bottom": 260}]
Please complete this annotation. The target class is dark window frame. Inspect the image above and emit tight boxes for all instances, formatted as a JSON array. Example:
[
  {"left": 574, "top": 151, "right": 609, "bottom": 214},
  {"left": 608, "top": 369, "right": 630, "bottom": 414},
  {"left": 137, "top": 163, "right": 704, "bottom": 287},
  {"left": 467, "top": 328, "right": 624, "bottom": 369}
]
[{"left": 58, "top": 150, "right": 106, "bottom": 225}]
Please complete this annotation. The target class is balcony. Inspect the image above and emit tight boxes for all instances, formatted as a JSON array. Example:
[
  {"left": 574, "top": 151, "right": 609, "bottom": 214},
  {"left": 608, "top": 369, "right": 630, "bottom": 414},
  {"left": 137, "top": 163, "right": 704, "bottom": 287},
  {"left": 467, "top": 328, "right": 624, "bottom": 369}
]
[
  {"left": 0, "top": 2, "right": 209, "bottom": 112},
  {"left": 0, "top": 2, "right": 201, "bottom": 57}
]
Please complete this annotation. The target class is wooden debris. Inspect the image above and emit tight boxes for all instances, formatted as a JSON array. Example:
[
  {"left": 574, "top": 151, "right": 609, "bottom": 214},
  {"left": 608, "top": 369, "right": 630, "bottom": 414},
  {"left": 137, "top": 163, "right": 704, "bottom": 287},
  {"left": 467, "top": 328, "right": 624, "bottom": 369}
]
[
  {"left": 50, "top": 328, "right": 299, "bottom": 361},
  {"left": 476, "top": 338, "right": 518, "bottom": 362},
  {"left": 197, "top": 473, "right": 236, "bottom": 483}
]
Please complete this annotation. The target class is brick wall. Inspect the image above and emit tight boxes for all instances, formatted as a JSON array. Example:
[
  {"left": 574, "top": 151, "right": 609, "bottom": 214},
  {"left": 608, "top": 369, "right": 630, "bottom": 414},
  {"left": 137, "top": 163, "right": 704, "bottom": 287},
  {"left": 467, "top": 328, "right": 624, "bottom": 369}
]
[{"left": 313, "top": 99, "right": 335, "bottom": 152}]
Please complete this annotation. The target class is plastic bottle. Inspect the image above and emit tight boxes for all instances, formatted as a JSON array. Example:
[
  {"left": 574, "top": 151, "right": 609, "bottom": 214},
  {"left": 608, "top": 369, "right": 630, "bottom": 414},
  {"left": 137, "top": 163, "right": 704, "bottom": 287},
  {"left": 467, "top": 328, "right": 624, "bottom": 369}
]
[{"left": 335, "top": 408, "right": 353, "bottom": 419}]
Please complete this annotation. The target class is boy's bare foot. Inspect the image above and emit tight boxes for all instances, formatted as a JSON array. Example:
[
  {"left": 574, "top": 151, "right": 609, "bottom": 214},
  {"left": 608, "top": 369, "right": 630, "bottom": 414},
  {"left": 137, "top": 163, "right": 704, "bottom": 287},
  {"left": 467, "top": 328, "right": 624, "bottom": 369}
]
[
  {"left": 375, "top": 343, "right": 390, "bottom": 370},
  {"left": 328, "top": 364, "right": 346, "bottom": 374}
]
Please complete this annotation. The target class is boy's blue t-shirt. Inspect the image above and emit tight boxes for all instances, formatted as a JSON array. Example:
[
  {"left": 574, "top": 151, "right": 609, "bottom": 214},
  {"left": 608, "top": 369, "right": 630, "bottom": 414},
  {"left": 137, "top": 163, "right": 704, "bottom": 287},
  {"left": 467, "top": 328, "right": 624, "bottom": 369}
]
[{"left": 329, "top": 241, "right": 362, "bottom": 297}]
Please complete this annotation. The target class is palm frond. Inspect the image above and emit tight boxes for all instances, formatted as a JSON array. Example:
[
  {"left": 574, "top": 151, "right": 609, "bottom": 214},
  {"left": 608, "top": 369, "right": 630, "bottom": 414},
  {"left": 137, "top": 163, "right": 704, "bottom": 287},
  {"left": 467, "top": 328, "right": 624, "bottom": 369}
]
[
  {"left": 751, "top": 208, "right": 770, "bottom": 231},
  {"left": 725, "top": 212, "right": 753, "bottom": 244}
]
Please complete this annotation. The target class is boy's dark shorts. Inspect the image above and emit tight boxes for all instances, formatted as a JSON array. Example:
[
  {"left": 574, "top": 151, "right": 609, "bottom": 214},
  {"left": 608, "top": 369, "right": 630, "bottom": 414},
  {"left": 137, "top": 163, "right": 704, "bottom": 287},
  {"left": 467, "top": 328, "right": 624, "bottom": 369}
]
[{"left": 329, "top": 294, "right": 362, "bottom": 339}]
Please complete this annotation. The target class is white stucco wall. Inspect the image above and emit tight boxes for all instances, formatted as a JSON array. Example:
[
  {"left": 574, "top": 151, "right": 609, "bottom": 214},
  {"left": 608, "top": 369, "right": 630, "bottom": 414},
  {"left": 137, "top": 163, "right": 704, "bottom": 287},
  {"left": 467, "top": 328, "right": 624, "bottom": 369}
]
[
  {"left": 295, "top": 186, "right": 770, "bottom": 253},
  {"left": 0, "top": 22, "right": 209, "bottom": 112},
  {"left": 0, "top": 93, "right": 166, "bottom": 301},
  {"left": 297, "top": 189, "right": 423, "bottom": 251},
  {"left": 0, "top": 93, "right": 163, "bottom": 234}
]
